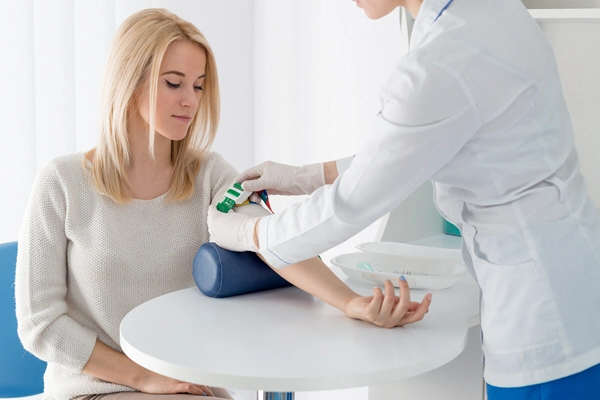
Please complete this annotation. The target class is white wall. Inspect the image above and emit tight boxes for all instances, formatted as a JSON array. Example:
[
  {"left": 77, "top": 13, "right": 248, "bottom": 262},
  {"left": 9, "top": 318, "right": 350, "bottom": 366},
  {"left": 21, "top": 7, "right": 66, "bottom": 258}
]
[
  {"left": 537, "top": 18, "right": 600, "bottom": 208},
  {"left": 253, "top": 1, "right": 407, "bottom": 265}
]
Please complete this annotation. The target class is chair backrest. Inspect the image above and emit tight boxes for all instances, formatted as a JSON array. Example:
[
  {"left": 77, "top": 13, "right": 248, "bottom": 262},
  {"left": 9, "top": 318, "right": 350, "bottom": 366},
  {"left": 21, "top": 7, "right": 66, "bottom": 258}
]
[{"left": 0, "top": 241, "right": 46, "bottom": 398}]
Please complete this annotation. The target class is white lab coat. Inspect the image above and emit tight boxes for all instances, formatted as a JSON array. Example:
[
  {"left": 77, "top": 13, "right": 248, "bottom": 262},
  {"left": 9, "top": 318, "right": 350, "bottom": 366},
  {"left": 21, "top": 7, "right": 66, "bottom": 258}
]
[{"left": 257, "top": 0, "right": 600, "bottom": 387}]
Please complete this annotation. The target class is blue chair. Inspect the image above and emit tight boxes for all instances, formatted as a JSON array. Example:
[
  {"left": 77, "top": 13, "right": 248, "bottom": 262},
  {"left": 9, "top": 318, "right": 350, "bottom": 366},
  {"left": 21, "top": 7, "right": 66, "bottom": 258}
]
[{"left": 0, "top": 241, "right": 46, "bottom": 399}]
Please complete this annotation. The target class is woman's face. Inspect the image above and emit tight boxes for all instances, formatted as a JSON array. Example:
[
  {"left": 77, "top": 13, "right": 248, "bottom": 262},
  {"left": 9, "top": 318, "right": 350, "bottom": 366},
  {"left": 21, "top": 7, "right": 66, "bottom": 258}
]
[
  {"left": 353, "top": 0, "right": 402, "bottom": 19},
  {"left": 137, "top": 40, "right": 207, "bottom": 142}
]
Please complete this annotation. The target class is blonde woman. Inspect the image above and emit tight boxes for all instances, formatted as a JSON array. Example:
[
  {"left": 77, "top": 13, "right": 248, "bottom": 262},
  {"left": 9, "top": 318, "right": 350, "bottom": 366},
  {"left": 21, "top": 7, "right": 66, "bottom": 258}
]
[{"left": 15, "top": 8, "right": 431, "bottom": 400}]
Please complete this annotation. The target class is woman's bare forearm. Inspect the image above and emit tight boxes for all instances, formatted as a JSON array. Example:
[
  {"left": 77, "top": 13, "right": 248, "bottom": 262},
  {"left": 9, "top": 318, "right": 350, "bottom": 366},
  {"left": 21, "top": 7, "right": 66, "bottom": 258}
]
[
  {"left": 258, "top": 253, "right": 360, "bottom": 313},
  {"left": 252, "top": 218, "right": 357, "bottom": 312}
]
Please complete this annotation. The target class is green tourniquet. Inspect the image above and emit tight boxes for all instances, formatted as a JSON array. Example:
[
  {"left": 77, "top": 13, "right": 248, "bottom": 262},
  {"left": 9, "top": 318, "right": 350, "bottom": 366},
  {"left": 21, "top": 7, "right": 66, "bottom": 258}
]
[
  {"left": 217, "top": 182, "right": 245, "bottom": 213},
  {"left": 216, "top": 197, "right": 236, "bottom": 213}
]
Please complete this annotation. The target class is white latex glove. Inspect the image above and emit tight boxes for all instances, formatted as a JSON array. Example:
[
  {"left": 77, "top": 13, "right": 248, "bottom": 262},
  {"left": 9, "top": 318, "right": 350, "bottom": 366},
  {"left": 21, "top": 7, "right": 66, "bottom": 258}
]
[
  {"left": 207, "top": 206, "right": 261, "bottom": 252},
  {"left": 235, "top": 161, "right": 325, "bottom": 196}
]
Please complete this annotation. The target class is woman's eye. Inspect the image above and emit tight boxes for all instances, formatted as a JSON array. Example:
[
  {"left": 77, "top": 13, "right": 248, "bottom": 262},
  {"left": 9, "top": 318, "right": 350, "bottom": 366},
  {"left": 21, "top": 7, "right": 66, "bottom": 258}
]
[
  {"left": 194, "top": 85, "right": 204, "bottom": 91},
  {"left": 165, "top": 80, "right": 180, "bottom": 89}
]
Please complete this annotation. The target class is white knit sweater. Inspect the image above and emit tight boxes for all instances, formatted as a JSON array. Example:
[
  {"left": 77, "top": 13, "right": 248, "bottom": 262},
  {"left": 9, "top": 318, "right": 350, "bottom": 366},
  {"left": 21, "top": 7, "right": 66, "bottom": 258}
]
[{"left": 15, "top": 152, "right": 268, "bottom": 400}]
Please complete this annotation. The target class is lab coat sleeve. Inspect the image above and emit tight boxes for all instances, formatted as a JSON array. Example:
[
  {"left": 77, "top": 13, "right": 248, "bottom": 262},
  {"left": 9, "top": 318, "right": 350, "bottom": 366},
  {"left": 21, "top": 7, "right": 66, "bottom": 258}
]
[
  {"left": 335, "top": 155, "right": 355, "bottom": 175},
  {"left": 258, "top": 55, "right": 482, "bottom": 268}
]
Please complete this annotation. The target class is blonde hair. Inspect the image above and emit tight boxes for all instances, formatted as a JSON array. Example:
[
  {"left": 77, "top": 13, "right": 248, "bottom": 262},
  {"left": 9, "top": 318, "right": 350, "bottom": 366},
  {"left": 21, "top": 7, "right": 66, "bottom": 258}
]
[{"left": 90, "top": 8, "right": 220, "bottom": 203}]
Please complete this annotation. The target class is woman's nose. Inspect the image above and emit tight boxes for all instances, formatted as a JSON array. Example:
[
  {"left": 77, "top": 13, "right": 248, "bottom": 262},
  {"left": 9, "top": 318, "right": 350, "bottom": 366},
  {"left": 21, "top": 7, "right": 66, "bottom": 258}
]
[{"left": 181, "top": 86, "right": 199, "bottom": 109}]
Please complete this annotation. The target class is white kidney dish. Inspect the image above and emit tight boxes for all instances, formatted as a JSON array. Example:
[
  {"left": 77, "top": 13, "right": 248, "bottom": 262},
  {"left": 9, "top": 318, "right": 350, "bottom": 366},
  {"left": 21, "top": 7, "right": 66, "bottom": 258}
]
[
  {"left": 356, "top": 241, "right": 463, "bottom": 262},
  {"left": 330, "top": 251, "right": 466, "bottom": 290}
]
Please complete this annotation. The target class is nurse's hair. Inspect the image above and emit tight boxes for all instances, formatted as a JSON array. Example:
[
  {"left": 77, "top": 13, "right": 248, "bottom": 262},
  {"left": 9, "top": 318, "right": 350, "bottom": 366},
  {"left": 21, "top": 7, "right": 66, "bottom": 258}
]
[{"left": 90, "top": 8, "right": 220, "bottom": 203}]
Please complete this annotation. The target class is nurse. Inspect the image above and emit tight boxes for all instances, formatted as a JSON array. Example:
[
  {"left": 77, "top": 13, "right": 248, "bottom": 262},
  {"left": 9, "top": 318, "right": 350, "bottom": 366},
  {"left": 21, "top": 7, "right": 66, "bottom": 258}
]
[{"left": 208, "top": 0, "right": 600, "bottom": 398}]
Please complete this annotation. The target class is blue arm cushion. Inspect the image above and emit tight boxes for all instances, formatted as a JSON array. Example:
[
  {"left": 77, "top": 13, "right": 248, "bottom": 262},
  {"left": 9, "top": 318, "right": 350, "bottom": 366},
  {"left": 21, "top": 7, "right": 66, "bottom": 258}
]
[{"left": 192, "top": 242, "right": 292, "bottom": 298}]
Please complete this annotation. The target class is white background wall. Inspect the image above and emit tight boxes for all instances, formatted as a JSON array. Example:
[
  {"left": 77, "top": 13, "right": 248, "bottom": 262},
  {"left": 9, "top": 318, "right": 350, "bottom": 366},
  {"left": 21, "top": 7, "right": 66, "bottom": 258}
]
[
  {"left": 537, "top": 18, "right": 600, "bottom": 207},
  {"left": 253, "top": 1, "right": 406, "bottom": 265}
]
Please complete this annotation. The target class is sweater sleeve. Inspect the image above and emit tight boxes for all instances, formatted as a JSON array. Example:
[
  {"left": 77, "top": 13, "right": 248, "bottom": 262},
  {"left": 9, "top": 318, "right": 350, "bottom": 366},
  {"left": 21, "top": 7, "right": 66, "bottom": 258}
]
[{"left": 16, "top": 160, "right": 98, "bottom": 373}]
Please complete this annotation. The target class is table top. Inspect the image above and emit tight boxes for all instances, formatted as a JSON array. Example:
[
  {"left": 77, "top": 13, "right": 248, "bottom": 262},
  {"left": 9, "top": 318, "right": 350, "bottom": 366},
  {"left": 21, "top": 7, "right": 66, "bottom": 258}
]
[{"left": 120, "top": 269, "right": 479, "bottom": 392}]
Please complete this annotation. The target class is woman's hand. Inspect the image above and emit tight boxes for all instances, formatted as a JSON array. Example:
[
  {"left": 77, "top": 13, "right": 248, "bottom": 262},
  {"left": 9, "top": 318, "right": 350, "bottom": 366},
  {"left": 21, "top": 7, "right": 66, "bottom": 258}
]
[
  {"left": 135, "top": 371, "right": 213, "bottom": 396},
  {"left": 82, "top": 340, "right": 216, "bottom": 397},
  {"left": 344, "top": 278, "right": 432, "bottom": 328},
  {"left": 136, "top": 370, "right": 214, "bottom": 396},
  {"left": 260, "top": 255, "right": 431, "bottom": 329}
]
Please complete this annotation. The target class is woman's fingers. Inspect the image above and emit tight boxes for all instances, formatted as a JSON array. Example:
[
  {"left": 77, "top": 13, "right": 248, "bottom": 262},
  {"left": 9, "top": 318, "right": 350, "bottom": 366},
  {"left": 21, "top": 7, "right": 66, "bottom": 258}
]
[
  {"left": 383, "top": 278, "right": 432, "bottom": 327},
  {"left": 400, "top": 293, "right": 432, "bottom": 325},
  {"left": 177, "top": 382, "right": 214, "bottom": 396},
  {"left": 362, "top": 278, "right": 432, "bottom": 328},
  {"left": 199, "top": 385, "right": 214, "bottom": 397},
  {"left": 407, "top": 301, "right": 421, "bottom": 312},
  {"left": 200, "top": 385, "right": 214, "bottom": 397},
  {"left": 388, "top": 277, "right": 411, "bottom": 325},
  {"left": 375, "top": 279, "right": 397, "bottom": 324},
  {"left": 367, "top": 286, "right": 384, "bottom": 320}
]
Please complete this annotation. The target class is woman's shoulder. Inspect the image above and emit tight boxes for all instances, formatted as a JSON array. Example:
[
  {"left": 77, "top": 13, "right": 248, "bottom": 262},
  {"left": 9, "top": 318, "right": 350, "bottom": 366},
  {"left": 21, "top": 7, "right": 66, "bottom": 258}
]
[
  {"left": 27, "top": 153, "right": 88, "bottom": 203},
  {"left": 36, "top": 153, "right": 86, "bottom": 183},
  {"left": 197, "top": 151, "right": 237, "bottom": 178},
  {"left": 199, "top": 151, "right": 227, "bottom": 167},
  {"left": 193, "top": 151, "right": 238, "bottom": 200},
  {"left": 46, "top": 152, "right": 85, "bottom": 169}
]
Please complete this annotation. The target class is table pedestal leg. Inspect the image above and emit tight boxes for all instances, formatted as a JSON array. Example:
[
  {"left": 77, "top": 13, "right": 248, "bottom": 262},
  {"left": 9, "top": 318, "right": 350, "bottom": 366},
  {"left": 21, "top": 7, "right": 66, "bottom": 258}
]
[{"left": 258, "top": 391, "right": 294, "bottom": 400}]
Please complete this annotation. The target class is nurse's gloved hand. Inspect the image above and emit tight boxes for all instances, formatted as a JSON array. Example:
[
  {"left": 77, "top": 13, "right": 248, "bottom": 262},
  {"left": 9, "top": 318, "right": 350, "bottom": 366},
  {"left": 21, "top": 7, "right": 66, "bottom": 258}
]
[
  {"left": 207, "top": 206, "right": 261, "bottom": 253},
  {"left": 345, "top": 278, "right": 432, "bottom": 328},
  {"left": 235, "top": 161, "right": 325, "bottom": 196}
]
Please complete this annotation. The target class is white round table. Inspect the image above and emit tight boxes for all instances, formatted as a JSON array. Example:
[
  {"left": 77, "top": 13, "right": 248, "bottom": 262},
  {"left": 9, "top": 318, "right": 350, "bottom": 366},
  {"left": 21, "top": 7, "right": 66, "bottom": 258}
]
[{"left": 120, "top": 273, "right": 478, "bottom": 398}]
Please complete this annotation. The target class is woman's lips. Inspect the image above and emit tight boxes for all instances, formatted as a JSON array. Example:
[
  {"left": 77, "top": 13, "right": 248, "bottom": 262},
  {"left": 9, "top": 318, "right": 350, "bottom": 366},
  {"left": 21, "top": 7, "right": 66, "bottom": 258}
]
[{"left": 173, "top": 115, "right": 192, "bottom": 123}]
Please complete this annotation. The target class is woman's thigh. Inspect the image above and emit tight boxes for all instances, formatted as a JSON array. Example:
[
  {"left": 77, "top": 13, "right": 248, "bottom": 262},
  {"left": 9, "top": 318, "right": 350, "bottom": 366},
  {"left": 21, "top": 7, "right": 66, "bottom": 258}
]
[
  {"left": 486, "top": 363, "right": 600, "bottom": 400},
  {"left": 73, "top": 389, "right": 233, "bottom": 400}
]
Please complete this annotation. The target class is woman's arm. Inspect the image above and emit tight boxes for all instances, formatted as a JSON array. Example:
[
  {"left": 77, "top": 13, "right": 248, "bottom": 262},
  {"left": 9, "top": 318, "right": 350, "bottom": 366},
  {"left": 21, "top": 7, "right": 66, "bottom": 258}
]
[
  {"left": 258, "top": 251, "right": 432, "bottom": 328},
  {"left": 208, "top": 201, "right": 431, "bottom": 328},
  {"left": 16, "top": 161, "right": 99, "bottom": 370},
  {"left": 82, "top": 340, "right": 214, "bottom": 396}
]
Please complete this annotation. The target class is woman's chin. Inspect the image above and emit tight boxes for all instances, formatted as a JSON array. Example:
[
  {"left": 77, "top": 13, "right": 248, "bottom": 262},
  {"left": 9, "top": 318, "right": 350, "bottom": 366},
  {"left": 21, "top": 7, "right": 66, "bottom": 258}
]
[{"left": 157, "top": 128, "right": 189, "bottom": 142}]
